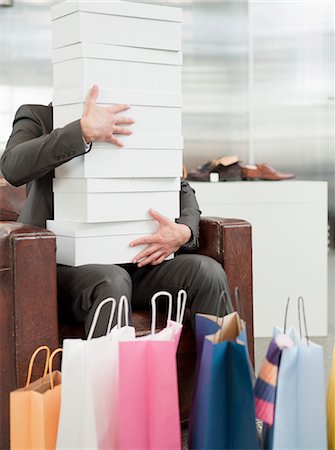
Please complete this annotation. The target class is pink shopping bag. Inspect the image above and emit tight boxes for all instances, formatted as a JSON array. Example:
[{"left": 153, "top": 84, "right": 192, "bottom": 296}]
[{"left": 118, "top": 290, "right": 186, "bottom": 450}]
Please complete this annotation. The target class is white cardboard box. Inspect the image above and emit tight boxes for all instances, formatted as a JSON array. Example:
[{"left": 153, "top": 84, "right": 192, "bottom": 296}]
[
  {"left": 46, "top": 219, "right": 175, "bottom": 266},
  {"left": 53, "top": 87, "right": 182, "bottom": 109},
  {"left": 53, "top": 58, "right": 181, "bottom": 93},
  {"left": 54, "top": 148, "right": 183, "bottom": 179},
  {"left": 53, "top": 177, "right": 181, "bottom": 193},
  {"left": 51, "top": 1, "right": 182, "bottom": 51},
  {"left": 54, "top": 191, "right": 180, "bottom": 222},
  {"left": 53, "top": 103, "right": 182, "bottom": 137},
  {"left": 52, "top": 42, "right": 182, "bottom": 67}
]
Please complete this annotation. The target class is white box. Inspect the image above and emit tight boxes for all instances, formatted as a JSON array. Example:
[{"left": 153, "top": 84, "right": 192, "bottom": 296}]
[
  {"left": 53, "top": 86, "right": 182, "bottom": 109},
  {"left": 53, "top": 177, "right": 180, "bottom": 193},
  {"left": 54, "top": 191, "right": 180, "bottom": 222},
  {"left": 89, "top": 137, "right": 183, "bottom": 150},
  {"left": 46, "top": 219, "right": 174, "bottom": 267},
  {"left": 52, "top": 42, "right": 182, "bottom": 67},
  {"left": 53, "top": 58, "right": 181, "bottom": 93},
  {"left": 51, "top": 1, "right": 182, "bottom": 51},
  {"left": 54, "top": 148, "right": 183, "bottom": 179},
  {"left": 54, "top": 103, "right": 182, "bottom": 137}
]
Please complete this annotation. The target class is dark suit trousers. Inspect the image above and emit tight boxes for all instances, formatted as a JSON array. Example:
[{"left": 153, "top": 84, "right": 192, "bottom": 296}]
[{"left": 57, "top": 254, "right": 230, "bottom": 337}]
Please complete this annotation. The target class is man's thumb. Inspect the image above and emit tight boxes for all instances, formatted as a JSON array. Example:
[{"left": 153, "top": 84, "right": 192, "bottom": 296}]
[
  {"left": 83, "top": 85, "right": 99, "bottom": 113},
  {"left": 149, "top": 208, "right": 169, "bottom": 224}
]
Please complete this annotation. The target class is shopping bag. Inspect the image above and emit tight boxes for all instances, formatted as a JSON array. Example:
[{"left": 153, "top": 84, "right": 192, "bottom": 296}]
[
  {"left": 188, "top": 308, "right": 259, "bottom": 450},
  {"left": 10, "top": 346, "right": 62, "bottom": 450},
  {"left": 254, "top": 334, "right": 293, "bottom": 426},
  {"left": 56, "top": 297, "right": 117, "bottom": 450},
  {"left": 263, "top": 297, "right": 327, "bottom": 450},
  {"left": 118, "top": 290, "right": 187, "bottom": 450},
  {"left": 87, "top": 296, "right": 135, "bottom": 450},
  {"left": 327, "top": 346, "right": 335, "bottom": 450}
]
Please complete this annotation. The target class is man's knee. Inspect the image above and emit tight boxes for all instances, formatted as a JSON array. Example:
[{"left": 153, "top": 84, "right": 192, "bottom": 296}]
[
  {"left": 180, "top": 254, "right": 226, "bottom": 285},
  {"left": 71, "top": 265, "right": 132, "bottom": 322},
  {"left": 87, "top": 264, "right": 132, "bottom": 292},
  {"left": 81, "top": 265, "right": 132, "bottom": 337},
  {"left": 176, "top": 255, "right": 230, "bottom": 318}
]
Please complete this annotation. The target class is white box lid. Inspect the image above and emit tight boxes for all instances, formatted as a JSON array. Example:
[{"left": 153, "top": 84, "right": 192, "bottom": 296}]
[
  {"left": 52, "top": 87, "right": 182, "bottom": 108},
  {"left": 53, "top": 177, "right": 181, "bottom": 193},
  {"left": 52, "top": 42, "right": 182, "bottom": 66},
  {"left": 47, "top": 219, "right": 159, "bottom": 237},
  {"left": 51, "top": 0, "right": 182, "bottom": 23}
]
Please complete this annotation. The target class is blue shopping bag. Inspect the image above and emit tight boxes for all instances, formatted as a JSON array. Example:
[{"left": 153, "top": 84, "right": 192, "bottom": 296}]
[{"left": 189, "top": 311, "right": 259, "bottom": 450}]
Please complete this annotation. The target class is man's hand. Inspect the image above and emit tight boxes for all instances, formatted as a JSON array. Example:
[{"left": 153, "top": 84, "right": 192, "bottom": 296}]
[
  {"left": 130, "top": 209, "right": 192, "bottom": 267},
  {"left": 80, "top": 85, "right": 135, "bottom": 147}
]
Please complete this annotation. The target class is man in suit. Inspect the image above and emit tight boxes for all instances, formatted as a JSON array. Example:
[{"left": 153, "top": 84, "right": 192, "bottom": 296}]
[{"left": 1, "top": 85, "right": 230, "bottom": 335}]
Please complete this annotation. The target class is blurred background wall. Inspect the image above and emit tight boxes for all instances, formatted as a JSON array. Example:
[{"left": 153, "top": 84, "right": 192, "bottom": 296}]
[{"left": 0, "top": 0, "right": 334, "bottom": 240}]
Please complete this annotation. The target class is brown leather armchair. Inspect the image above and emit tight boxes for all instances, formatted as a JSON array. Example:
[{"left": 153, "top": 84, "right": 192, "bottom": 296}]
[{"left": 0, "top": 176, "right": 253, "bottom": 450}]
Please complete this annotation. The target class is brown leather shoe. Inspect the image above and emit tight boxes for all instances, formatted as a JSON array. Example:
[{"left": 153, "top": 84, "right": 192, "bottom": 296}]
[
  {"left": 240, "top": 163, "right": 295, "bottom": 181},
  {"left": 187, "top": 155, "right": 242, "bottom": 182}
]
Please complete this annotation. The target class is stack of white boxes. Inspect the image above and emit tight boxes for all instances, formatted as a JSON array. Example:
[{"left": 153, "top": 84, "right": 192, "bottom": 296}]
[{"left": 47, "top": 0, "right": 183, "bottom": 266}]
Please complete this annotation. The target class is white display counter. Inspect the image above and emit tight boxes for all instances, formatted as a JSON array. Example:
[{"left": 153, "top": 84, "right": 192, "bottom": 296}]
[{"left": 190, "top": 180, "right": 328, "bottom": 337}]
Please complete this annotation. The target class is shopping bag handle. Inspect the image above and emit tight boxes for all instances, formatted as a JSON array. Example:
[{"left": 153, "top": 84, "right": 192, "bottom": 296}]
[
  {"left": 151, "top": 291, "right": 172, "bottom": 335},
  {"left": 298, "top": 296, "right": 310, "bottom": 345},
  {"left": 117, "top": 295, "right": 130, "bottom": 329},
  {"left": 25, "top": 345, "right": 51, "bottom": 389},
  {"left": 176, "top": 289, "right": 187, "bottom": 324},
  {"left": 215, "top": 289, "right": 234, "bottom": 324},
  {"left": 49, "top": 348, "right": 63, "bottom": 389},
  {"left": 283, "top": 296, "right": 310, "bottom": 345},
  {"left": 87, "top": 297, "right": 117, "bottom": 340},
  {"left": 234, "top": 287, "right": 246, "bottom": 320}
]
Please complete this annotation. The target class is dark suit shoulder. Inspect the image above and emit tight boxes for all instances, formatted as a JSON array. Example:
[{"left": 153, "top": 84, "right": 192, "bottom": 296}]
[{"left": 14, "top": 104, "right": 53, "bottom": 134}]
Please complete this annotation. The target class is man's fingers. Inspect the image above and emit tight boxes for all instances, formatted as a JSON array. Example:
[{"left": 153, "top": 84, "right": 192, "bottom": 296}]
[
  {"left": 108, "top": 134, "right": 124, "bottom": 147},
  {"left": 115, "top": 116, "right": 135, "bottom": 125},
  {"left": 137, "top": 250, "right": 164, "bottom": 268},
  {"left": 131, "top": 244, "right": 159, "bottom": 263},
  {"left": 111, "top": 104, "right": 131, "bottom": 114},
  {"left": 83, "top": 85, "right": 99, "bottom": 115},
  {"left": 113, "top": 126, "right": 132, "bottom": 135},
  {"left": 130, "top": 235, "right": 158, "bottom": 247},
  {"left": 151, "top": 254, "right": 167, "bottom": 266}
]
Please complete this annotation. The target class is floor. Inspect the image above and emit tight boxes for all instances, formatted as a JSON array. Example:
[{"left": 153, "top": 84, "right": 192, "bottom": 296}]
[{"left": 182, "top": 250, "right": 335, "bottom": 449}]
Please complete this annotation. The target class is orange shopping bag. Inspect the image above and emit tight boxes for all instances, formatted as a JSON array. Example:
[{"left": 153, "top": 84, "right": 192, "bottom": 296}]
[{"left": 10, "top": 346, "right": 62, "bottom": 450}]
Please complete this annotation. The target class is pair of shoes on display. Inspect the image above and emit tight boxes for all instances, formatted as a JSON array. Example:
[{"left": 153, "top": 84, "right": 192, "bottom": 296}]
[
  {"left": 186, "top": 157, "right": 295, "bottom": 182},
  {"left": 186, "top": 155, "right": 242, "bottom": 182},
  {"left": 240, "top": 163, "right": 295, "bottom": 181}
]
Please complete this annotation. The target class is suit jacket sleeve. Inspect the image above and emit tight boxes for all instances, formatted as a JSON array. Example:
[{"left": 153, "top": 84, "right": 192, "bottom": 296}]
[
  {"left": 176, "top": 179, "right": 201, "bottom": 250},
  {"left": 1, "top": 104, "right": 87, "bottom": 186}
]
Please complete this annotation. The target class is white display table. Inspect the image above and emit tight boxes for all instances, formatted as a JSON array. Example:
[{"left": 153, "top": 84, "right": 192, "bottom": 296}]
[{"left": 190, "top": 181, "right": 328, "bottom": 337}]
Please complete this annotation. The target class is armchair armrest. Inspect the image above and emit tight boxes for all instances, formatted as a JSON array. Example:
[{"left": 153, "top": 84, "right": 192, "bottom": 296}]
[
  {"left": 197, "top": 217, "right": 254, "bottom": 363},
  {"left": 0, "top": 222, "right": 58, "bottom": 448}
]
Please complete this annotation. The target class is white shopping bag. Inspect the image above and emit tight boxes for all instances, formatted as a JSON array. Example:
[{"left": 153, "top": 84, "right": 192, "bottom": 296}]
[
  {"left": 56, "top": 297, "right": 117, "bottom": 450},
  {"left": 87, "top": 296, "right": 135, "bottom": 450}
]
